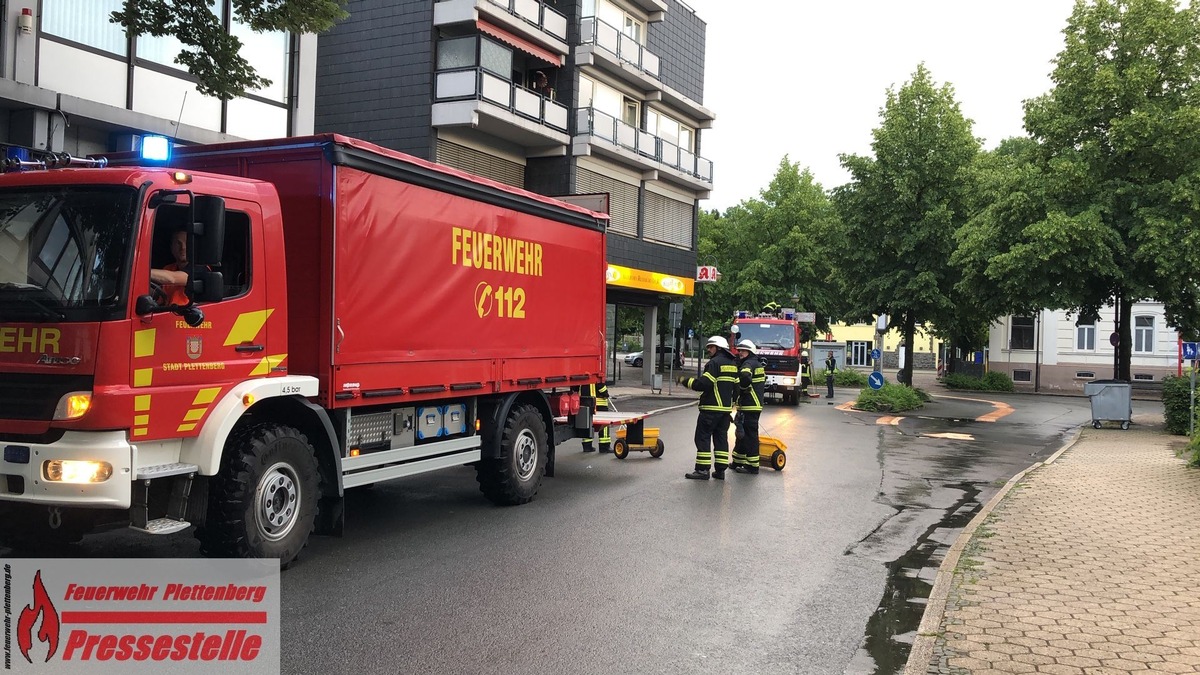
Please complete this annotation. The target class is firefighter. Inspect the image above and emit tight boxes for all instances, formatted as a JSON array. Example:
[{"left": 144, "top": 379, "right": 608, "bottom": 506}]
[
  {"left": 676, "top": 336, "right": 738, "bottom": 480},
  {"left": 732, "top": 339, "right": 765, "bottom": 474},
  {"left": 825, "top": 350, "right": 837, "bottom": 398},
  {"left": 579, "top": 381, "right": 612, "bottom": 453},
  {"left": 800, "top": 350, "right": 812, "bottom": 400}
]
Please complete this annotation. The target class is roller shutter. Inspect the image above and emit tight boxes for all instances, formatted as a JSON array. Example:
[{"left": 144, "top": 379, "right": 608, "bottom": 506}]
[
  {"left": 576, "top": 167, "right": 637, "bottom": 237},
  {"left": 643, "top": 191, "right": 693, "bottom": 248},
  {"left": 435, "top": 140, "right": 524, "bottom": 188}
]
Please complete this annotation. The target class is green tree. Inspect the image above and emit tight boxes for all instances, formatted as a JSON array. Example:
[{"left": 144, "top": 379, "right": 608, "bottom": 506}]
[
  {"left": 958, "top": 0, "right": 1200, "bottom": 378},
  {"left": 689, "top": 158, "right": 842, "bottom": 340},
  {"left": 833, "top": 64, "right": 980, "bottom": 386},
  {"left": 112, "top": 0, "right": 349, "bottom": 101}
]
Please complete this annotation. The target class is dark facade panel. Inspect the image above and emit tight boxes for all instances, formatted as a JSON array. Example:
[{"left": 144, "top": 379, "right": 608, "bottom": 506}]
[
  {"left": 647, "top": 0, "right": 706, "bottom": 104},
  {"left": 607, "top": 233, "right": 696, "bottom": 278},
  {"left": 314, "top": 0, "right": 435, "bottom": 158}
]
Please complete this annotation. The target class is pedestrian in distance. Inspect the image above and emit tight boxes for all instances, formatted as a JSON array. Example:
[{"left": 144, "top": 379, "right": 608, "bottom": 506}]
[
  {"left": 731, "top": 339, "right": 765, "bottom": 474},
  {"left": 825, "top": 350, "right": 837, "bottom": 398},
  {"left": 676, "top": 336, "right": 739, "bottom": 480}
]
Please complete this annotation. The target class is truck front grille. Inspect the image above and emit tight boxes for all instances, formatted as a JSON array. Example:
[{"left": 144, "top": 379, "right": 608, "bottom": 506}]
[
  {"left": 0, "top": 373, "right": 93, "bottom": 421},
  {"left": 761, "top": 356, "right": 800, "bottom": 373}
]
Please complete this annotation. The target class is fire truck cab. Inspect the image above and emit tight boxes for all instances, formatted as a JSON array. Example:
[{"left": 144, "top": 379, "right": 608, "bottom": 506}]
[{"left": 730, "top": 307, "right": 806, "bottom": 406}]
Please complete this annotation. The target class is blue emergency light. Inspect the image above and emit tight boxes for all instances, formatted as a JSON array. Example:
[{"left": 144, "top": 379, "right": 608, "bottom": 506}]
[
  {"left": 736, "top": 311, "right": 748, "bottom": 318},
  {"left": 141, "top": 135, "right": 171, "bottom": 162}
]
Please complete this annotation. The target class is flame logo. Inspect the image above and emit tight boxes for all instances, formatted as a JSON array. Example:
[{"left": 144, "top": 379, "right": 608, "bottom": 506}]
[
  {"left": 474, "top": 282, "right": 493, "bottom": 318},
  {"left": 17, "top": 570, "right": 60, "bottom": 664}
]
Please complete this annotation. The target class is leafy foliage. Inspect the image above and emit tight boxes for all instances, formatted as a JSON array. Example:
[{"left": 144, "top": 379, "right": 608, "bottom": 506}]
[
  {"left": 832, "top": 64, "right": 981, "bottom": 387},
  {"left": 815, "top": 368, "right": 868, "bottom": 387},
  {"left": 942, "top": 371, "right": 1015, "bottom": 392},
  {"left": 1161, "top": 373, "right": 1196, "bottom": 435},
  {"left": 112, "top": 0, "right": 349, "bottom": 100},
  {"left": 954, "top": 0, "right": 1200, "bottom": 379},
  {"left": 853, "top": 381, "right": 925, "bottom": 412}
]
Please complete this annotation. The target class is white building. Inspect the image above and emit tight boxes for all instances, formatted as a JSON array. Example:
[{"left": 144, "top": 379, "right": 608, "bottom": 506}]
[
  {"left": 0, "top": 1, "right": 316, "bottom": 157},
  {"left": 988, "top": 302, "right": 1182, "bottom": 392}
]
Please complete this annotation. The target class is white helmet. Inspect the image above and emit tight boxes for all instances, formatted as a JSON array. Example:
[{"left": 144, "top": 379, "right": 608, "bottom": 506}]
[
  {"left": 736, "top": 339, "right": 757, "bottom": 354},
  {"left": 706, "top": 335, "right": 729, "bottom": 350},
  {"left": 801, "top": 350, "right": 809, "bottom": 357}
]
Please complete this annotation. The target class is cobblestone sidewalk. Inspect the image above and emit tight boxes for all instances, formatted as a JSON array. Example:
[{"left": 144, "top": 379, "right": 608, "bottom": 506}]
[{"left": 919, "top": 414, "right": 1200, "bottom": 674}]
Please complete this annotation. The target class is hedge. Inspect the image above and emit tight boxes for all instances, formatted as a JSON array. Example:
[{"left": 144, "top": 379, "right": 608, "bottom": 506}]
[
  {"left": 854, "top": 381, "right": 925, "bottom": 412},
  {"left": 942, "top": 371, "right": 1015, "bottom": 392},
  {"left": 1161, "top": 374, "right": 1194, "bottom": 436},
  {"left": 816, "top": 368, "right": 868, "bottom": 387}
]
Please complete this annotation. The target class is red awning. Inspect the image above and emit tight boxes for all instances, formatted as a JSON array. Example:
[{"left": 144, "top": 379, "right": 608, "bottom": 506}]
[{"left": 476, "top": 20, "right": 563, "bottom": 67}]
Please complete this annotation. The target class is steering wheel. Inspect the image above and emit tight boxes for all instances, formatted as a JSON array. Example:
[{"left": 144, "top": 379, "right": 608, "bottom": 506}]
[{"left": 149, "top": 281, "right": 168, "bottom": 305}]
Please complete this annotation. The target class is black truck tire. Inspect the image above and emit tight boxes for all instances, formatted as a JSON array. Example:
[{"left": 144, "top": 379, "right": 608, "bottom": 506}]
[
  {"left": 476, "top": 403, "right": 547, "bottom": 505},
  {"left": 196, "top": 422, "right": 320, "bottom": 568}
]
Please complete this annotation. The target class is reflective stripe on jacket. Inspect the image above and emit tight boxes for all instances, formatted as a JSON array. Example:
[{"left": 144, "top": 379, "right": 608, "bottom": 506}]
[
  {"left": 683, "top": 349, "right": 738, "bottom": 412},
  {"left": 737, "top": 354, "right": 766, "bottom": 411}
]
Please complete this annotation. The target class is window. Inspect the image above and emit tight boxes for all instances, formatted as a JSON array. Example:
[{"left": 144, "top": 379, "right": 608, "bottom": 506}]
[
  {"left": 1010, "top": 316, "right": 1035, "bottom": 350},
  {"left": 1134, "top": 315, "right": 1154, "bottom": 353},
  {"left": 480, "top": 38, "right": 513, "bottom": 77},
  {"left": 623, "top": 16, "right": 644, "bottom": 43},
  {"left": 622, "top": 97, "right": 639, "bottom": 127},
  {"left": 139, "top": 3, "right": 224, "bottom": 68},
  {"left": 230, "top": 19, "right": 289, "bottom": 102},
  {"left": 1075, "top": 371, "right": 1095, "bottom": 379},
  {"left": 42, "top": 0, "right": 128, "bottom": 55},
  {"left": 1076, "top": 318, "right": 1096, "bottom": 351},
  {"left": 437, "top": 37, "right": 476, "bottom": 70},
  {"left": 578, "top": 77, "right": 594, "bottom": 108},
  {"left": 1013, "top": 370, "right": 1032, "bottom": 382},
  {"left": 1134, "top": 373, "right": 1154, "bottom": 381},
  {"left": 847, "top": 341, "right": 871, "bottom": 367}
]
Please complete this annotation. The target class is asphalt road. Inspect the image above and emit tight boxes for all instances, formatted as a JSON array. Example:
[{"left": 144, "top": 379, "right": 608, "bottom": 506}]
[{"left": 13, "top": 384, "right": 1158, "bottom": 674}]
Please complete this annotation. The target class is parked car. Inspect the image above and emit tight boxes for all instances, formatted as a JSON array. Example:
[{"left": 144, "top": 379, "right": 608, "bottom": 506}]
[{"left": 624, "top": 346, "right": 684, "bottom": 369}]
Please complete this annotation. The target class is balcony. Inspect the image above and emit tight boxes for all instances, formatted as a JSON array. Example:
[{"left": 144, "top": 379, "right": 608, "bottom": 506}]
[
  {"left": 434, "top": 67, "right": 570, "bottom": 151},
  {"left": 577, "top": 16, "right": 661, "bottom": 91},
  {"left": 435, "top": 0, "right": 569, "bottom": 56},
  {"left": 573, "top": 108, "right": 712, "bottom": 192}
]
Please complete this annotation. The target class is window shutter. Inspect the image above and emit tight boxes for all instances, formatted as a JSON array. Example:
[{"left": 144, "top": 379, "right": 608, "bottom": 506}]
[
  {"left": 435, "top": 140, "right": 524, "bottom": 188},
  {"left": 576, "top": 168, "right": 637, "bottom": 236}
]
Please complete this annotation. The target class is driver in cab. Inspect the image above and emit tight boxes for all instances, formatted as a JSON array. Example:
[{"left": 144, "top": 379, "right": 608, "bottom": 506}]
[{"left": 150, "top": 227, "right": 192, "bottom": 306}]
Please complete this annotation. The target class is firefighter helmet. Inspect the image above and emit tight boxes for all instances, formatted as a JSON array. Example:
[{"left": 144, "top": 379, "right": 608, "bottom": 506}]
[
  {"left": 706, "top": 335, "right": 729, "bottom": 350},
  {"left": 736, "top": 340, "right": 757, "bottom": 354},
  {"left": 801, "top": 350, "right": 809, "bottom": 357}
]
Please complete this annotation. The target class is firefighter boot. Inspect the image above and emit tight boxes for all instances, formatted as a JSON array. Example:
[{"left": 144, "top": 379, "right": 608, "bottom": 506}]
[
  {"left": 732, "top": 464, "right": 757, "bottom": 474},
  {"left": 712, "top": 465, "right": 726, "bottom": 480},
  {"left": 684, "top": 467, "right": 710, "bottom": 480}
]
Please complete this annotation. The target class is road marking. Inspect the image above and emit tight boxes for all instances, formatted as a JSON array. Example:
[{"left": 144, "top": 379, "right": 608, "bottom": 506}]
[
  {"left": 931, "top": 394, "right": 1015, "bottom": 423},
  {"left": 924, "top": 432, "right": 975, "bottom": 440},
  {"left": 876, "top": 416, "right": 903, "bottom": 426}
]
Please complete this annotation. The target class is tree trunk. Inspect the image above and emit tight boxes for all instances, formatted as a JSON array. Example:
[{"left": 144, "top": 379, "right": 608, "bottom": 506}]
[
  {"left": 902, "top": 312, "right": 916, "bottom": 387},
  {"left": 1118, "top": 291, "right": 1132, "bottom": 381}
]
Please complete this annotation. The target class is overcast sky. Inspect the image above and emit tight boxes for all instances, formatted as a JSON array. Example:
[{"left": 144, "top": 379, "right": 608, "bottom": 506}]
[{"left": 681, "top": 0, "right": 1079, "bottom": 210}]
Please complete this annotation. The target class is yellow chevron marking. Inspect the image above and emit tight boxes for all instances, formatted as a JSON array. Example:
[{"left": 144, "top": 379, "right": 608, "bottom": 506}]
[
  {"left": 134, "top": 368, "right": 153, "bottom": 387},
  {"left": 224, "top": 309, "right": 274, "bottom": 346},
  {"left": 183, "top": 408, "right": 206, "bottom": 422},
  {"left": 177, "top": 423, "right": 197, "bottom": 432},
  {"left": 133, "top": 428, "right": 147, "bottom": 437},
  {"left": 192, "top": 387, "right": 221, "bottom": 405},
  {"left": 134, "top": 415, "right": 149, "bottom": 426},
  {"left": 134, "top": 329, "right": 156, "bottom": 358},
  {"left": 134, "top": 395, "right": 151, "bottom": 412},
  {"left": 250, "top": 353, "right": 288, "bottom": 377}
]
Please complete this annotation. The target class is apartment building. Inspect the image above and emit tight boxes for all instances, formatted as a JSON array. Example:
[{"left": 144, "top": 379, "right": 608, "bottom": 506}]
[
  {"left": 988, "top": 303, "right": 1182, "bottom": 392},
  {"left": 0, "top": 1, "right": 317, "bottom": 158},
  {"left": 314, "top": 0, "right": 714, "bottom": 383}
]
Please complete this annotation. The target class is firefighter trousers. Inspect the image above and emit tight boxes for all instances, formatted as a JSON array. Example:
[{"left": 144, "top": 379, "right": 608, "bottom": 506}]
[
  {"left": 693, "top": 410, "right": 731, "bottom": 471},
  {"left": 732, "top": 411, "right": 760, "bottom": 468},
  {"left": 582, "top": 399, "right": 611, "bottom": 451}
]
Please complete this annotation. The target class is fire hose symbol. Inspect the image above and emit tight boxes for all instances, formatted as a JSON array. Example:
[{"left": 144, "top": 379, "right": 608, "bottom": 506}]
[{"left": 474, "top": 282, "right": 493, "bottom": 318}]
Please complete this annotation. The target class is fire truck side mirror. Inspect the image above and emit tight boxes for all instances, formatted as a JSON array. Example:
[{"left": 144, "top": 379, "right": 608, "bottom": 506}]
[
  {"left": 135, "top": 294, "right": 159, "bottom": 316},
  {"left": 192, "top": 196, "right": 226, "bottom": 267}
]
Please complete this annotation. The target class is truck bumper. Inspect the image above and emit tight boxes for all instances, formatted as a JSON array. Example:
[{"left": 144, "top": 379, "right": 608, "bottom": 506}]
[
  {"left": 765, "top": 374, "right": 800, "bottom": 390},
  {"left": 0, "top": 431, "right": 133, "bottom": 509}
]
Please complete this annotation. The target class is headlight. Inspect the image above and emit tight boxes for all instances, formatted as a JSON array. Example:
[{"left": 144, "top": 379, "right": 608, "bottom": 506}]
[
  {"left": 53, "top": 391, "right": 92, "bottom": 420},
  {"left": 781, "top": 377, "right": 796, "bottom": 385},
  {"left": 43, "top": 460, "right": 112, "bottom": 483}
]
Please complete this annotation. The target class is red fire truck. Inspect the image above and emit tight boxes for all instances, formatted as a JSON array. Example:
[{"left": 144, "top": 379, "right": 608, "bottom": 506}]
[
  {"left": 0, "top": 135, "right": 608, "bottom": 566},
  {"left": 730, "top": 307, "right": 807, "bottom": 405}
]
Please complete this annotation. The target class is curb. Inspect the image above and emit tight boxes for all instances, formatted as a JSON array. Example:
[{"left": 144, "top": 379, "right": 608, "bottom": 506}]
[{"left": 901, "top": 424, "right": 1086, "bottom": 675}]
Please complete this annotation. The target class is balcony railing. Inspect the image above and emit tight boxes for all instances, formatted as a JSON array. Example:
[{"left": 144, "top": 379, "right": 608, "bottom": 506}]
[
  {"left": 579, "top": 16, "right": 660, "bottom": 78},
  {"left": 576, "top": 108, "right": 712, "bottom": 182},
  {"left": 436, "top": 67, "right": 569, "bottom": 133},
  {"left": 485, "top": 0, "right": 568, "bottom": 42}
]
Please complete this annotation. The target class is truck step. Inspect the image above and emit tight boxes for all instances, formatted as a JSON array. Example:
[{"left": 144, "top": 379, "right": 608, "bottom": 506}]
[
  {"left": 136, "top": 463, "right": 199, "bottom": 480},
  {"left": 129, "top": 518, "right": 191, "bottom": 535}
]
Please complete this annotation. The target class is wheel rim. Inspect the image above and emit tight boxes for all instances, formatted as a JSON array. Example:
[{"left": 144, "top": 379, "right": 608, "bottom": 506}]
[
  {"left": 256, "top": 462, "right": 301, "bottom": 541},
  {"left": 514, "top": 428, "right": 538, "bottom": 481}
]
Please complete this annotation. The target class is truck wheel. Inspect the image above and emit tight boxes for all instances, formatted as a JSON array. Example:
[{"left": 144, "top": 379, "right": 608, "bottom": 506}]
[
  {"left": 476, "top": 404, "right": 547, "bottom": 505},
  {"left": 196, "top": 423, "right": 320, "bottom": 569}
]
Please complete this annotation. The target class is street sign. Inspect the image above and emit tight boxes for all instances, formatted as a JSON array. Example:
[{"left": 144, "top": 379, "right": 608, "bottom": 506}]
[
  {"left": 696, "top": 266, "right": 721, "bottom": 282},
  {"left": 870, "top": 348, "right": 881, "bottom": 361},
  {"left": 668, "top": 302, "right": 683, "bottom": 328},
  {"left": 1109, "top": 332, "right": 1119, "bottom": 347},
  {"left": 868, "top": 371, "right": 885, "bottom": 390},
  {"left": 688, "top": 329, "right": 694, "bottom": 339},
  {"left": 1182, "top": 341, "right": 1198, "bottom": 360},
  {"left": 796, "top": 311, "right": 816, "bottom": 323}
]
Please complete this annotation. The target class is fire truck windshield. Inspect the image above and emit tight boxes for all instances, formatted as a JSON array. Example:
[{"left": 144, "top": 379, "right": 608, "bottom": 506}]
[
  {"left": 0, "top": 186, "right": 137, "bottom": 322},
  {"left": 734, "top": 322, "right": 796, "bottom": 350}
]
